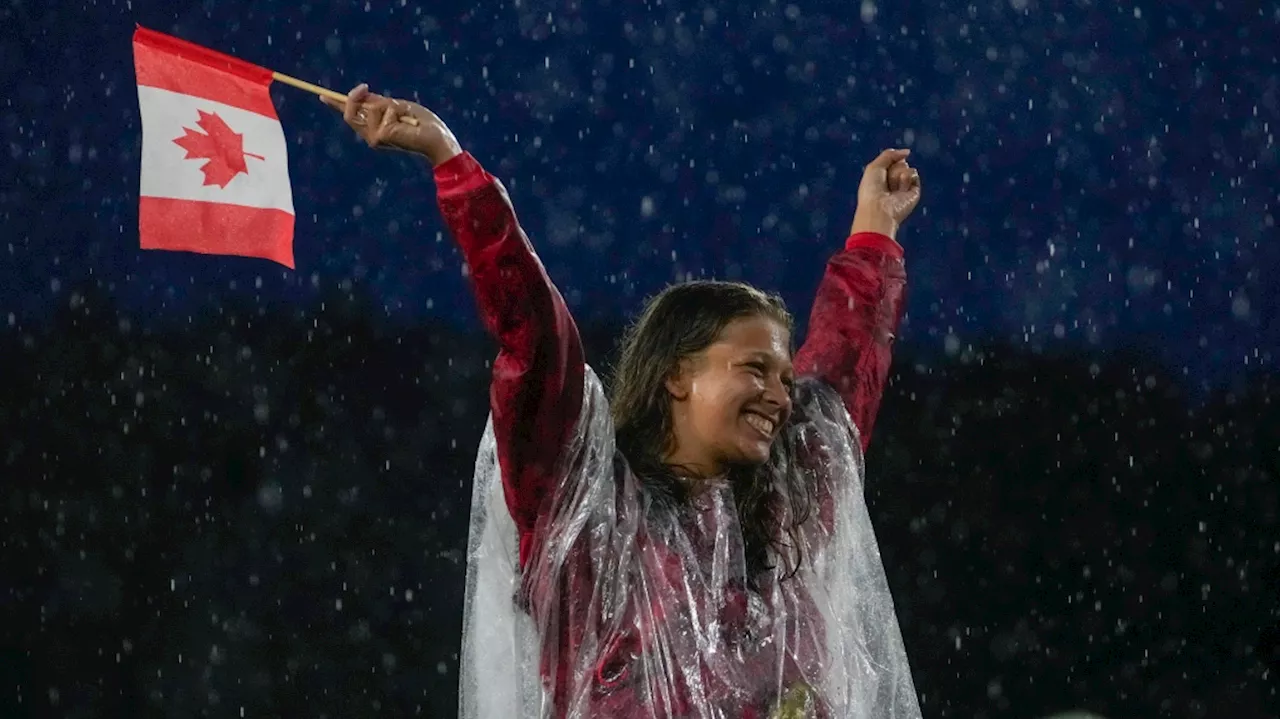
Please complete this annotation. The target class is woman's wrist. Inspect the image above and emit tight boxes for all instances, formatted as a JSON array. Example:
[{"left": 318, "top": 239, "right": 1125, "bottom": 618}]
[
  {"left": 849, "top": 209, "right": 899, "bottom": 240},
  {"left": 427, "top": 140, "right": 464, "bottom": 168}
]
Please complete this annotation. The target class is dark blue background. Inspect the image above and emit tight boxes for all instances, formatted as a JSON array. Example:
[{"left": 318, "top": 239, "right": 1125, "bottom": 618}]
[{"left": 6, "top": 1, "right": 1277, "bottom": 392}]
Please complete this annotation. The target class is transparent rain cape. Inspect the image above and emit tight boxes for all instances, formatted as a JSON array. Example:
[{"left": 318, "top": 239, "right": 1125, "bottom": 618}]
[{"left": 460, "top": 367, "right": 920, "bottom": 718}]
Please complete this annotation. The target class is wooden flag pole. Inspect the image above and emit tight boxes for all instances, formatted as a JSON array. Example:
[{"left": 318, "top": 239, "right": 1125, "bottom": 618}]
[
  {"left": 271, "top": 71, "right": 420, "bottom": 126},
  {"left": 272, "top": 71, "right": 346, "bottom": 101}
]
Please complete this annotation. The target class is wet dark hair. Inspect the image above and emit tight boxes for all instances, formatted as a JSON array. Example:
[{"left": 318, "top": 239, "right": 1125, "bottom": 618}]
[{"left": 608, "top": 280, "right": 814, "bottom": 580}]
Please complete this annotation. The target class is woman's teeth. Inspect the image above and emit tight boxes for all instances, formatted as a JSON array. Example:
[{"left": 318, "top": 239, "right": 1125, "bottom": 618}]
[{"left": 745, "top": 414, "right": 774, "bottom": 436}]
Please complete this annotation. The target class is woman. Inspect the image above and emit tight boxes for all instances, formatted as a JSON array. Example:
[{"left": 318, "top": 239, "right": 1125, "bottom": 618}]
[{"left": 325, "top": 84, "right": 923, "bottom": 718}]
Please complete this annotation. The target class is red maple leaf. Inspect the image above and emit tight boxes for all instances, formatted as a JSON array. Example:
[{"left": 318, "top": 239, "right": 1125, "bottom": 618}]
[{"left": 172, "top": 110, "right": 265, "bottom": 188}]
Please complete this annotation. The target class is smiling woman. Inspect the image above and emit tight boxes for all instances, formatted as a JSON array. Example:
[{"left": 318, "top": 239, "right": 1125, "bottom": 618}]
[
  {"left": 326, "top": 82, "right": 924, "bottom": 718},
  {"left": 608, "top": 282, "right": 808, "bottom": 582}
]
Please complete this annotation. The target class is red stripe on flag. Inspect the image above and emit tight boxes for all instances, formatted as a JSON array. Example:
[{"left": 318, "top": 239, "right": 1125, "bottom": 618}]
[
  {"left": 133, "top": 26, "right": 278, "bottom": 118},
  {"left": 140, "top": 196, "right": 295, "bottom": 268}
]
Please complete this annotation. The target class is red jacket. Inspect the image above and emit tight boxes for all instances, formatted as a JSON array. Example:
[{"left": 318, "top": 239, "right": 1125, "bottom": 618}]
[{"left": 437, "top": 151, "right": 907, "bottom": 716}]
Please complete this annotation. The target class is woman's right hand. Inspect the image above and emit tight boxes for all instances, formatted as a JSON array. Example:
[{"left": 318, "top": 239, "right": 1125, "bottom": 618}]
[{"left": 321, "top": 83, "right": 463, "bottom": 167}]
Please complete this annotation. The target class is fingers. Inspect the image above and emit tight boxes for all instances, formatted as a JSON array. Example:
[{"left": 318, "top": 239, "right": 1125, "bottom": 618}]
[
  {"left": 895, "top": 168, "right": 923, "bottom": 217},
  {"left": 373, "top": 99, "right": 400, "bottom": 145},
  {"left": 890, "top": 158, "right": 921, "bottom": 184},
  {"left": 901, "top": 163, "right": 921, "bottom": 191},
  {"left": 861, "top": 150, "right": 911, "bottom": 198},
  {"left": 866, "top": 148, "right": 911, "bottom": 171},
  {"left": 887, "top": 158, "right": 921, "bottom": 193},
  {"left": 887, "top": 160, "right": 910, "bottom": 192},
  {"left": 323, "top": 83, "right": 400, "bottom": 146}
]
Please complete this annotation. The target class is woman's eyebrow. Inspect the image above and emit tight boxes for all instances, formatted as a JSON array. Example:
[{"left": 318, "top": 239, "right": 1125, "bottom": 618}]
[{"left": 744, "top": 349, "right": 792, "bottom": 367}]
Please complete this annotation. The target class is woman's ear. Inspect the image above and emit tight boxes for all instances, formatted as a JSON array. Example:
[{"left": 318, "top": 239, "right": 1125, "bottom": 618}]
[{"left": 665, "top": 361, "right": 692, "bottom": 402}]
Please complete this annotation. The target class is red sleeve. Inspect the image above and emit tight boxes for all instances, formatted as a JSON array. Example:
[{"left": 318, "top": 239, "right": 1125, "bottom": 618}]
[
  {"left": 792, "top": 232, "right": 906, "bottom": 453},
  {"left": 434, "top": 152, "right": 586, "bottom": 563}
]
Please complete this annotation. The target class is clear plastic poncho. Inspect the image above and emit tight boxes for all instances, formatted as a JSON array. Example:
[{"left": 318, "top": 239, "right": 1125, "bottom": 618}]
[{"left": 459, "top": 367, "right": 921, "bottom": 718}]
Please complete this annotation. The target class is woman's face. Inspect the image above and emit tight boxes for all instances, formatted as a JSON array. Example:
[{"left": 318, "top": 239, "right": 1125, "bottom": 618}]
[{"left": 665, "top": 315, "right": 795, "bottom": 477}]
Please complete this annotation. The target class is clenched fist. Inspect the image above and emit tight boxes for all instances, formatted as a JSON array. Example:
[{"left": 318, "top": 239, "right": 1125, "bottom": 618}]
[{"left": 849, "top": 148, "right": 923, "bottom": 240}]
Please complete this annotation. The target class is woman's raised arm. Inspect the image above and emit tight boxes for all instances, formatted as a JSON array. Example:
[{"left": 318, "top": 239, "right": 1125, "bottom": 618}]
[
  {"left": 794, "top": 149, "right": 921, "bottom": 453},
  {"left": 324, "top": 85, "right": 585, "bottom": 566}
]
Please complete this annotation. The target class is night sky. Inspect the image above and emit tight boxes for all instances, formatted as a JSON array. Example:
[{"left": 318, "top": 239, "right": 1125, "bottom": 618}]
[{"left": 4, "top": 1, "right": 1278, "bottom": 390}]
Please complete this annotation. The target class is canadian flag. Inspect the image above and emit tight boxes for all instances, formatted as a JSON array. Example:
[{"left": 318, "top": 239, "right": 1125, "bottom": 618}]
[{"left": 133, "top": 27, "right": 295, "bottom": 268}]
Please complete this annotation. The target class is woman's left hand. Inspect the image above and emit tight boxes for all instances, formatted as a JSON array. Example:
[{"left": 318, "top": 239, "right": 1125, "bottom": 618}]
[{"left": 849, "top": 148, "right": 923, "bottom": 240}]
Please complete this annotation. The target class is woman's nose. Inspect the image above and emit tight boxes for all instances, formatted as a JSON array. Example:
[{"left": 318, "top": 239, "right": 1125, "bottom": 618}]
[{"left": 765, "top": 376, "right": 793, "bottom": 414}]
